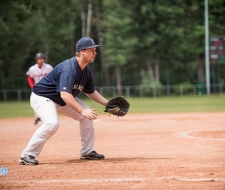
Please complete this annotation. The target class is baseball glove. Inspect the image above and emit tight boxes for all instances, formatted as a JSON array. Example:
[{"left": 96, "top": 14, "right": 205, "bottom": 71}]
[{"left": 104, "top": 96, "right": 130, "bottom": 117}]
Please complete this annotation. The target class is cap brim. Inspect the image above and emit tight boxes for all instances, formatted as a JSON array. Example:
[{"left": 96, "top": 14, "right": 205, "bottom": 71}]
[{"left": 85, "top": 45, "right": 102, "bottom": 49}]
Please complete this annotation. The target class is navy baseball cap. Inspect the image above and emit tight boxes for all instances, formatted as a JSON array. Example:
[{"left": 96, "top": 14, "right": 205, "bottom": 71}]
[{"left": 76, "top": 37, "right": 101, "bottom": 52}]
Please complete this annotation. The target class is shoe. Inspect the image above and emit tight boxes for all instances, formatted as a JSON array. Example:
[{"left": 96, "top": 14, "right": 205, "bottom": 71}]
[
  {"left": 34, "top": 117, "right": 41, "bottom": 125},
  {"left": 80, "top": 151, "right": 105, "bottom": 160},
  {"left": 19, "top": 155, "right": 38, "bottom": 165}
]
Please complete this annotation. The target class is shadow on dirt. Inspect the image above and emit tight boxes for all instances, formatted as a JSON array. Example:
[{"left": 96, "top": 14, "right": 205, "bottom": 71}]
[
  {"left": 66, "top": 157, "right": 170, "bottom": 163},
  {"left": 37, "top": 157, "right": 170, "bottom": 165}
]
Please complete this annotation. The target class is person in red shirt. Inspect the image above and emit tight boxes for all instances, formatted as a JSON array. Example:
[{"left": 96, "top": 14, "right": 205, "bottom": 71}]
[{"left": 26, "top": 53, "right": 53, "bottom": 124}]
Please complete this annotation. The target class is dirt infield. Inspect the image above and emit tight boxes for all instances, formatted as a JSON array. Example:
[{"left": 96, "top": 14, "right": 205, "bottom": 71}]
[{"left": 0, "top": 112, "right": 225, "bottom": 190}]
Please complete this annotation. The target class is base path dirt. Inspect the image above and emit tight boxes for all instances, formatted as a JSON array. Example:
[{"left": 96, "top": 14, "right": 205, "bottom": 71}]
[{"left": 0, "top": 112, "right": 225, "bottom": 189}]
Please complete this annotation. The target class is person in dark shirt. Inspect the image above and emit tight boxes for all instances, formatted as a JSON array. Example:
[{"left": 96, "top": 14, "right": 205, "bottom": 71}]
[{"left": 19, "top": 37, "right": 109, "bottom": 165}]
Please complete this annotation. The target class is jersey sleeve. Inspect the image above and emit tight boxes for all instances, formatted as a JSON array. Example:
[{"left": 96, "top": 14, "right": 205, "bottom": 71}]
[
  {"left": 47, "top": 64, "right": 53, "bottom": 73},
  {"left": 26, "top": 67, "right": 34, "bottom": 78},
  {"left": 27, "top": 76, "right": 34, "bottom": 89},
  {"left": 83, "top": 69, "right": 95, "bottom": 94},
  {"left": 56, "top": 71, "right": 75, "bottom": 94}
]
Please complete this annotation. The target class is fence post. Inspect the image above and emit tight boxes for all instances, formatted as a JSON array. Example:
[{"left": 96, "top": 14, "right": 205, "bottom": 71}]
[
  {"left": 3, "top": 90, "right": 7, "bottom": 102},
  {"left": 139, "top": 86, "right": 143, "bottom": 98},
  {"left": 153, "top": 86, "right": 156, "bottom": 98},
  {"left": 167, "top": 85, "right": 170, "bottom": 97},
  {"left": 17, "top": 90, "right": 22, "bottom": 102},
  {"left": 113, "top": 86, "right": 116, "bottom": 97},
  {"left": 100, "top": 87, "right": 103, "bottom": 96},
  {"left": 193, "top": 85, "right": 196, "bottom": 96},
  {"left": 126, "top": 86, "right": 130, "bottom": 98},
  {"left": 180, "top": 86, "right": 183, "bottom": 98}
]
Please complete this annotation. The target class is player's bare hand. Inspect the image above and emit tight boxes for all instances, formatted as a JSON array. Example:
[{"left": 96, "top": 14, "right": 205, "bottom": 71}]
[{"left": 81, "top": 109, "right": 97, "bottom": 120}]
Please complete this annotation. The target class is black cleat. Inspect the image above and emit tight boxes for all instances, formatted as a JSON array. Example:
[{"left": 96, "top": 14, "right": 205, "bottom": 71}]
[
  {"left": 19, "top": 155, "right": 38, "bottom": 165},
  {"left": 34, "top": 117, "right": 41, "bottom": 125},
  {"left": 80, "top": 151, "right": 105, "bottom": 160}
]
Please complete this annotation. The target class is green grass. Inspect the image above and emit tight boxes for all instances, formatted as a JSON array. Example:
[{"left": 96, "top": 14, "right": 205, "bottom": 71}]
[{"left": 0, "top": 95, "right": 225, "bottom": 118}]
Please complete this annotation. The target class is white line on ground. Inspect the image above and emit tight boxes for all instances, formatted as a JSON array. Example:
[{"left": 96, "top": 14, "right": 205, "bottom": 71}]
[
  {"left": 179, "top": 129, "right": 225, "bottom": 141},
  {"left": 171, "top": 177, "right": 225, "bottom": 182},
  {"left": 1, "top": 178, "right": 148, "bottom": 183},
  {"left": 2, "top": 177, "right": 225, "bottom": 183}
]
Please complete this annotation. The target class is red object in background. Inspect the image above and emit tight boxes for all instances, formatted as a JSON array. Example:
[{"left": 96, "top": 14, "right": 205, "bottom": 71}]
[
  {"left": 210, "top": 37, "right": 225, "bottom": 64},
  {"left": 213, "top": 39, "right": 223, "bottom": 46}
]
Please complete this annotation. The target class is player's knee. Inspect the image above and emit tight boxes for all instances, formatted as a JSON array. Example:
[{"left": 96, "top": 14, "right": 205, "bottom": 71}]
[
  {"left": 80, "top": 117, "right": 93, "bottom": 127},
  {"left": 44, "top": 120, "right": 60, "bottom": 134}
]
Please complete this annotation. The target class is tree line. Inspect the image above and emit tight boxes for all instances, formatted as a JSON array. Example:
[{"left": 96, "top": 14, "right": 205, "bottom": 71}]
[{"left": 0, "top": 0, "right": 225, "bottom": 94}]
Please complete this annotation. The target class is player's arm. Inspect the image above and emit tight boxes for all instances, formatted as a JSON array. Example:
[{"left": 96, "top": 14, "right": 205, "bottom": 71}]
[
  {"left": 60, "top": 91, "right": 97, "bottom": 120},
  {"left": 27, "top": 76, "right": 34, "bottom": 89},
  {"left": 86, "top": 90, "right": 108, "bottom": 106}
]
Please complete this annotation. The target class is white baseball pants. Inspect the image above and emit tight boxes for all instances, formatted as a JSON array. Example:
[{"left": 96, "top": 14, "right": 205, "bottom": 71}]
[{"left": 20, "top": 92, "right": 95, "bottom": 157}]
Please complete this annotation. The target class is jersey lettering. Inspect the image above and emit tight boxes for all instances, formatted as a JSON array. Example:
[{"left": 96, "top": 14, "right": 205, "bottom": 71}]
[
  {"left": 73, "top": 84, "right": 84, "bottom": 91},
  {"left": 33, "top": 57, "right": 95, "bottom": 106}
]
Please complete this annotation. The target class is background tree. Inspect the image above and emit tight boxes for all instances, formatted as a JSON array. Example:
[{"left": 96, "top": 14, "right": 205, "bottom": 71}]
[
  {"left": 0, "top": 1, "right": 31, "bottom": 89},
  {"left": 101, "top": 0, "right": 138, "bottom": 95},
  {"left": 131, "top": 0, "right": 189, "bottom": 86},
  {"left": 0, "top": 0, "right": 224, "bottom": 92}
]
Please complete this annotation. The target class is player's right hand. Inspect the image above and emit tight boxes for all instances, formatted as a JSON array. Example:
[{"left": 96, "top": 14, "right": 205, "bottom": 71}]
[{"left": 81, "top": 109, "right": 97, "bottom": 120}]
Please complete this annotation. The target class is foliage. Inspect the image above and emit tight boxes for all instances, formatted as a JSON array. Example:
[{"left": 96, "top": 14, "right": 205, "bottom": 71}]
[
  {"left": 0, "top": 0, "right": 225, "bottom": 90},
  {"left": 101, "top": 0, "right": 138, "bottom": 67},
  {"left": 172, "top": 82, "right": 194, "bottom": 96},
  {"left": 139, "top": 70, "right": 163, "bottom": 96}
]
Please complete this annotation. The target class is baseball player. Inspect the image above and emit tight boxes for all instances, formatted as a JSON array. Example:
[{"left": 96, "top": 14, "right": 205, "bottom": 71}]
[
  {"left": 26, "top": 53, "right": 53, "bottom": 125},
  {"left": 19, "top": 37, "right": 109, "bottom": 165}
]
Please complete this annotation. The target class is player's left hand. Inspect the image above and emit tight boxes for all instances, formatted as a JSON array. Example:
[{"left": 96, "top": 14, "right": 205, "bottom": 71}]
[{"left": 81, "top": 109, "right": 97, "bottom": 120}]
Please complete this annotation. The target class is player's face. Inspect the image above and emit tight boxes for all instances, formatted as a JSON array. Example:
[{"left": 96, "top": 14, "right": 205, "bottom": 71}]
[
  {"left": 36, "top": 58, "right": 45, "bottom": 65},
  {"left": 83, "top": 48, "right": 97, "bottom": 63}
]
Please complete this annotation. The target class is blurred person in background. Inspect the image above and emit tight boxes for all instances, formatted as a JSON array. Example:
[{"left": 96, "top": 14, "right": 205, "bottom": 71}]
[{"left": 26, "top": 53, "right": 53, "bottom": 125}]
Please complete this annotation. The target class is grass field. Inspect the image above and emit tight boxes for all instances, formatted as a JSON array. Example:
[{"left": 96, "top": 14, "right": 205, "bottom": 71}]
[{"left": 0, "top": 95, "right": 224, "bottom": 118}]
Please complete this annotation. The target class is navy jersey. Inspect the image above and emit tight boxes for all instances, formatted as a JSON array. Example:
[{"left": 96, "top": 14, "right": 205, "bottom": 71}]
[{"left": 33, "top": 57, "right": 95, "bottom": 106}]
